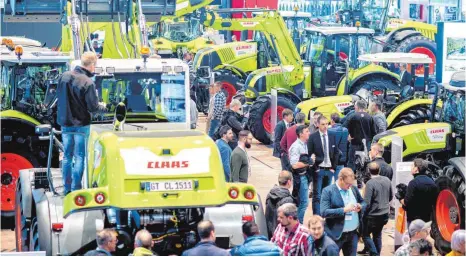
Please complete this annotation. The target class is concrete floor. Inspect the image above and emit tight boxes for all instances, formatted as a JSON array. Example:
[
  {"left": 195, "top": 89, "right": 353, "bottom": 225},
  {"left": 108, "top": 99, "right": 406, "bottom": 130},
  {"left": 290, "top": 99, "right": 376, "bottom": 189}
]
[{"left": 1, "top": 115, "right": 396, "bottom": 255}]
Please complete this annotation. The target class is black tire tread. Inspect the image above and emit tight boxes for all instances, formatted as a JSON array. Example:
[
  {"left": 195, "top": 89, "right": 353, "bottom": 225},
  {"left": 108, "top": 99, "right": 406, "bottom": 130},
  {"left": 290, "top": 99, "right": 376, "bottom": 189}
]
[{"left": 390, "top": 106, "right": 440, "bottom": 129}]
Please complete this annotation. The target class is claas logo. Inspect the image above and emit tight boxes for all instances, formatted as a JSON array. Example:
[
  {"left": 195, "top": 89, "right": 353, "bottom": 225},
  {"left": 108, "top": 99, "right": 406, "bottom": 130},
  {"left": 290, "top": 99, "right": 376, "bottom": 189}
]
[
  {"left": 147, "top": 161, "right": 189, "bottom": 168},
  {"left": 337, "top": 102, "right": 351, "bottom": 107},
  {"left": 236, "top": 45, "right": 252, "bottom": 50},
  {"left": 430, "top": 129, "right": 445, "bottom": 134},
  {"left": 267, "top": 68, "right": 282, "bottom": 74}
]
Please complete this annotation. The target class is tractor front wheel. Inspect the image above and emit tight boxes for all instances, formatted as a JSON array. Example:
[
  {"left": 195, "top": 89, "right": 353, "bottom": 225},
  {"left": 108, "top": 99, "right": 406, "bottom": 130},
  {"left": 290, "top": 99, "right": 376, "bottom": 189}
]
[
  {"left": 389, "top": 105, "right": 440, "bottom": 129},
  {"left": 247, "top": 95, "right": 296, "bottom": 145},
  {"left": 1, "top": 150, "right": 36, "bottom": 218},
  {"left": 431, "top": 165, "right": 465, "bottom": 255}
]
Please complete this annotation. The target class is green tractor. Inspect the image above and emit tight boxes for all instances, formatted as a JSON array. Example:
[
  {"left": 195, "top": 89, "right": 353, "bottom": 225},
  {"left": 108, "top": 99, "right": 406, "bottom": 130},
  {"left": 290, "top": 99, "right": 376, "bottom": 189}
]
[
  {"left": 0, "top": 37, "right": 72, "bottom": 217},
  {"left": 337, "top": 0, "right": 437, "bottom": 76},
  {"left": 295, "top": 52, "right": 440, "bottom": 129},
  {"left": 375, "top": 71, "right": 465, "bottom": 255}
]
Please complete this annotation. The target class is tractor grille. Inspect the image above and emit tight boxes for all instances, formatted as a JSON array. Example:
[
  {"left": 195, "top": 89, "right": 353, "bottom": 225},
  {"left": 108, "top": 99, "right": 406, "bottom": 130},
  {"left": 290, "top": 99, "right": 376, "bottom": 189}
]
[
  {"left": 219, "top": 48, "right": 236, "bottom": 63},
  {"left": 415, "top": 29, "right": 436, "bottom": 40},
  {"left": 267, "top": 73, "right": 285, "bottom": 89}
]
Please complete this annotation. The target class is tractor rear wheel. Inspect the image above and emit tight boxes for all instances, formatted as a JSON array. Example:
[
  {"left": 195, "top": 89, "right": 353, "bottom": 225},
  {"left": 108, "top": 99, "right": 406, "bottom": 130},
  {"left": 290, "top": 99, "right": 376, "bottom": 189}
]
[
  {"left": 1, "top": 149, "right": 37, "bottom": 218},
  {"left": 396, "top": 35, "right": 437, "bottom": 76},
  {"left": 389, "top": 105, "right": 440, "bottom": 129},
  {"left": 431, "top": 165, "right": 465, "bottom": 255},
  {"left": 350, "top": 78, "right": 399, "bottom": 95},
  {"left": 247, "top": 95, "right": 296, "bottom": 145}
]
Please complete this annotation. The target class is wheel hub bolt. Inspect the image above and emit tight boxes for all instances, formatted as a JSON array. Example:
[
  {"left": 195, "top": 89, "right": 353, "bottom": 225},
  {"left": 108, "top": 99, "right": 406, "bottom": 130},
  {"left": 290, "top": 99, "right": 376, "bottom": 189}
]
[{"left": 449, "top": 207, "right": 459, "bottom": 224}]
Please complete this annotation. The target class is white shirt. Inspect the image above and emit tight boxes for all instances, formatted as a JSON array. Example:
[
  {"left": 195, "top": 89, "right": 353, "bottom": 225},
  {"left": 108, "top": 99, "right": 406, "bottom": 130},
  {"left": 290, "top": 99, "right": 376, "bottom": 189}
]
[
  {"left": 319, "top": 130, "right": 331, "bottom": 168},
  {"left": 284, "top": 120, "right": 290, "bottom": 129}
]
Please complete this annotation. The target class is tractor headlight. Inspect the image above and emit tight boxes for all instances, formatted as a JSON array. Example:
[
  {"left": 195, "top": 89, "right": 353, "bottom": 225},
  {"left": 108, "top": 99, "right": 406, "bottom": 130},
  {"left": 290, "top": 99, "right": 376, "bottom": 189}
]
[
  {"left": 157, "top": 49, "right": 173, "bottom": 55},
  {"left": 94, "top": 141, "right": 103, "bottom": 169}
]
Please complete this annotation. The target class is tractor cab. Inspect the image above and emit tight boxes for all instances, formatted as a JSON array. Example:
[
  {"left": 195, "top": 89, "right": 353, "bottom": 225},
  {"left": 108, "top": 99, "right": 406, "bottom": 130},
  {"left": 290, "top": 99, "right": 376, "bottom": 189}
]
[{"left": 302, "top": 26, "right": 375, "bottom": 97}]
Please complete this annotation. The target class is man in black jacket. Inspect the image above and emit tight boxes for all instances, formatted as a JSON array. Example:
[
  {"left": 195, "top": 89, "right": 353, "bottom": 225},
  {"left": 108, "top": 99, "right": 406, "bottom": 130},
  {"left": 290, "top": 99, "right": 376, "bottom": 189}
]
[
  {"left": 368, "top": 143, "right": 393, "bottom": 181},
  {"left": 401, "top": 159, "right": 438, "bottom": 226},
  {"left": 265, "top": 170, "right": 295, "bottom": 239},
  {"left": 399, "top": 63, "right": 412, "bottom": 87},
  {"left": 216, "top": 99, "right": 245, "bottom": 149},
  {"left": 308, "top": 115, "right": 340, "bottom": 215},
  {"left": 307, "top": 215, "right": 339, "bottom": 256},
  {"left": 347, "top": 100, "right": 377, "bottom": 171},
  {"left": 273, "top": 109, "right": 294, "bottom": 170},
  {"left": 57, "top": 52, "right": 107, "bottom": 195}
]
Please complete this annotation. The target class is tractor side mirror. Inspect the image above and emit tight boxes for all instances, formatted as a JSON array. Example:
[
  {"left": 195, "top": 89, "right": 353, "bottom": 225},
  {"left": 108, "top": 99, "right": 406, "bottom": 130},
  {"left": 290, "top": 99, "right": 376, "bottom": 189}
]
[{"left": 115, "top": 103, "right": 127, "bottom": 122}]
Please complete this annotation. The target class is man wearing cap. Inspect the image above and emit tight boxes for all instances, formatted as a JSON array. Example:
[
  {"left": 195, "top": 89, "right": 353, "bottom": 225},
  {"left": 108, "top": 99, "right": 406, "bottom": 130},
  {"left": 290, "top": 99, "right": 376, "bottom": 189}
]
[{"left": 394, "top": 219, "right": 431, "bottom": 256}]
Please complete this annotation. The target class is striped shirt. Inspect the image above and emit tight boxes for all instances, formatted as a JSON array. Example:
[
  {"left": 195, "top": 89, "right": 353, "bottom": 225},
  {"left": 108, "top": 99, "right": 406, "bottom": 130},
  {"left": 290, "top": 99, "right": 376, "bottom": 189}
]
[{"left": 271, "top": 223, "right": 310, "bottom": 256}]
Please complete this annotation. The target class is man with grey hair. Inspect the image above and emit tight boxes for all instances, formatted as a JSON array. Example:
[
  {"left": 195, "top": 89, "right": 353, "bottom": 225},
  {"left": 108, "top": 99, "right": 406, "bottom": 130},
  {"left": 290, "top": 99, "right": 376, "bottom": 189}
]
[
  {"left": 132, "top": 229, "right": 154, "bottom": 256},
  {"left": 271, "top": 203, "right": 310, "bottom": 256},
  {"left": 57, "top": 51, "right": 107, "bottom": 195},
  {"left": 85, "top": 228, "right": 117, "bottom": 256},
  {"left": 448, "top": 229, "right": 466, "bottom": 256},
  {"left": 394, "top": 219, "right": 431, "bottom": 256},
  {"left": 399, "top": 63, "right": 412, "bottom": 87},
  {"left": 347, "top": 100, "right": 377, "bottom": 170},
  {"left": 408, "top": 239, "right": 433, "bottom": 256}
]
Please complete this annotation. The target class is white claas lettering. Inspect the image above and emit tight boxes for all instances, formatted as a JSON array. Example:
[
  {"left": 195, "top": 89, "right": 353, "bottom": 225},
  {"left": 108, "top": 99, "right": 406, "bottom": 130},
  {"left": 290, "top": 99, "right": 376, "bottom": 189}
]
[
  {"left": 236, "top": 45, "right": 252, "bottom": 50},
  {"left": 147, "top": 161, "right": 189, "bottom": 169},
  {"left": 430, "top": 129, "right": 445, "bottom": 134}
]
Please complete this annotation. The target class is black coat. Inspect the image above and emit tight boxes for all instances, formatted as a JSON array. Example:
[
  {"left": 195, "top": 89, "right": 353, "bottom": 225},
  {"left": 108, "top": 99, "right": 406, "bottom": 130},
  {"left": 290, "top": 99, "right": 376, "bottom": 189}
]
[
  {"left": 404, "top": 174, "right": 439, "bottom": 223},
  {"left": 400, "top": 71, "right": 412, "bottom": 87},
  {"left": 308, "top": 131, "right": 340, "bottom": 170},
  {"left": 370, "top": 157, "right": 393, "bottom": 181},
  {"left": 265, "top": 186, "right": 295, "bottom": 239},
  {"left": 273, "top": 121, "right": 287, "bottom": 158}
]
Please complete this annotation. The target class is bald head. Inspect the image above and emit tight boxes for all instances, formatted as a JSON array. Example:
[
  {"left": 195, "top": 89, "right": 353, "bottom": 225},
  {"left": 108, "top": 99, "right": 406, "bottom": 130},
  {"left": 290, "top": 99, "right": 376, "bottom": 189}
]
[{"left": 135, "top": 229, "right": 153, "bottom": 249}]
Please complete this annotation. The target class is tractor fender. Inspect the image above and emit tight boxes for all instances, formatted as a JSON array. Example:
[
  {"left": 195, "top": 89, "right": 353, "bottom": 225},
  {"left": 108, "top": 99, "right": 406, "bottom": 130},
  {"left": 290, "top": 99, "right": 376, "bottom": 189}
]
[
  {"left": 18, "top": 169, "right": 35, "bottom": 219},
  {"left": 448, "top": 157, "right": 466, "bottom": 181},
  {"left": 1, "top": 110, "right": 41, "bottom": 126},
  {"left": 386, "top": 99, "right": 442, "bottom": 126},
  {"left": 385, "top": 28, "right": 421, "bottom": 44},
  {"left": 214, "top": 64, "right": 248, "bottom": 80},
  {"left": 348, "top": 72, "right": 399, "bottom": 93},
  {"left": 275, "top": 88, "right": 302, "bottom": 105}
]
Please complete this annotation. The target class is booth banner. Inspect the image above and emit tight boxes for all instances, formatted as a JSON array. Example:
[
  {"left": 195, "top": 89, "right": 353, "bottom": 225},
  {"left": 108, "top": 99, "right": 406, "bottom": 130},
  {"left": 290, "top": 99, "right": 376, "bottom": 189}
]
[
  {"left": 429, "top": 0, "right": 458, "bottom": 7},
  {"left": 436, "top": 22, "right": 466, "bottom": 83}
]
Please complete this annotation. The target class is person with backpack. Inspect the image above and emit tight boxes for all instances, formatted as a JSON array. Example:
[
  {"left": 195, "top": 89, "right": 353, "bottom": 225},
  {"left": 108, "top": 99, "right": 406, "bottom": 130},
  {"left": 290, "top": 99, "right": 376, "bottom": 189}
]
[{"left": 213, "top": 99, "right": 245, "bottom": 149}]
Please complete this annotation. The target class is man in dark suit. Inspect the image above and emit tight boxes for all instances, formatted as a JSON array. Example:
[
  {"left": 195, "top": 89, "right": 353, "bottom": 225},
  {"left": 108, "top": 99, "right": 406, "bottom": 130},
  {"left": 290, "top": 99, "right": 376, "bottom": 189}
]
[
  {"left": 400, "top": 63, "right": 412, "bottom": 87},
  {"left": 321, "top": 168, "right": 366, "bottom": 256},
  {"left": 308, "top": 115, "right": 340, "bottom": 216},
  {"left": 273, "top": 109, "right": 294, "bottom": 170}
]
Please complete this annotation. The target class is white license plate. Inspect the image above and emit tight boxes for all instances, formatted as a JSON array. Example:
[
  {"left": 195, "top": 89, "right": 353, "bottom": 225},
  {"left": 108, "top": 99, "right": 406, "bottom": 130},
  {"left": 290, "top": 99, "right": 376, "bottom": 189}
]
[{"left": 148, "top": 180, "right": 193, "bottom": 191}]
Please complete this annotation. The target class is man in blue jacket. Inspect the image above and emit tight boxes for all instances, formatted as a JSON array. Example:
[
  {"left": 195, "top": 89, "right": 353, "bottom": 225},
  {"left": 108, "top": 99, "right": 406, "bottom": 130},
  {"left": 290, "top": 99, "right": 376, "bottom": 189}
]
[
  {"left": 182, "top": 221, "right": 230, "bottom": 256},
  {"left": 216, "top": 125, "right": 234, "bottom": 181},
  {"left": 230, "top": 222, "right": 281, "bottom": 256},
  {"left": 329, "top": 113, "right": 348, "bottom": 178},
  {"left": 321, "top": 168, "right": 366, "bottom": 256},
  {"left": 307, "top": 215, "right": 339, "bottom": 256}
]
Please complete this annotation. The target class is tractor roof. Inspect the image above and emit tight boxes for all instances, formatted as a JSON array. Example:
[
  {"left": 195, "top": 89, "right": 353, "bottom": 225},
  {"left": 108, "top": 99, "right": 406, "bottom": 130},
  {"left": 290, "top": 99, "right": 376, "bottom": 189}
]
[
  {"left": 71, "top": 58, "right": 189, "bottom": 74},
  {"left": 304, "top": 26, "right": 374, "bottom": 35},
  {"left": 358, "top": 53, "right": 433, "bottom": 64},
  {"left": 0, "top": 36, "right": 42, "bottom": 47},
  {"left": 279, "top": 11, "right": 313, "bottom": 18},
  {"left": 1, "top": 36, "right": 71, "bottom": 64}
]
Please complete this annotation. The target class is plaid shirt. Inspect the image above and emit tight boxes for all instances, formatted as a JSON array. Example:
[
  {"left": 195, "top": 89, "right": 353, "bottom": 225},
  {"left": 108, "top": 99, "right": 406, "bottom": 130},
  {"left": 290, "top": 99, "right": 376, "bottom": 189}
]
[
  {"left": 394, "top": 243, "right": 410, "bottom": 256},
  {"left": 212, "top": 91, "right": 226, "bottom": 120},
  {"left": 271, "top": 223, "right": 310, "bottom": 256}
]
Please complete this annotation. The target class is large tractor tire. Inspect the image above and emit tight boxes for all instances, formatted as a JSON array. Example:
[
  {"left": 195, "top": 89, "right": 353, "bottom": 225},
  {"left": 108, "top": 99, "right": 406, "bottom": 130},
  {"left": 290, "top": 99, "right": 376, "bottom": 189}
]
[
  {"left": 215, "top": 70, "right": 243, "bottom": 107},
  {"left": 389, "top": 105, "right": 440, "bottom": 129},
  {"left": 350, "top": 78, "right": 399, "bottom": 95},
  {"left": 1, "top": 148, "right": 37, "bottom": 218},
  {"left": 396, "top": 35, "right": 437, "bottom": 76},
  {"left": 247, "top": 95, "right": 296, "bottom": 145},
  {"left": 431, "top": 165, "right": 465, "bottom": 255}
]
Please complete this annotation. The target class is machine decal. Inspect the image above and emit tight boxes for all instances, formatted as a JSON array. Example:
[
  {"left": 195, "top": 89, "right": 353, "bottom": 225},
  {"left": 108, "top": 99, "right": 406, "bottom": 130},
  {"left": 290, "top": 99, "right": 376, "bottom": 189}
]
[
  {"left": 234, "top": 44, "right": 256, "bottom": 56},
  {"left": 426, "top": 127, "right": 451, "bottom": 142},
  {"left": 240, "top": 22, "right": 259, "bottom": 27},
  {"left": 334, "top": 102, "right": 352, "bottom": 112},
  {"left": 120, "top": 147, "right": 211, "bottom": 175}
]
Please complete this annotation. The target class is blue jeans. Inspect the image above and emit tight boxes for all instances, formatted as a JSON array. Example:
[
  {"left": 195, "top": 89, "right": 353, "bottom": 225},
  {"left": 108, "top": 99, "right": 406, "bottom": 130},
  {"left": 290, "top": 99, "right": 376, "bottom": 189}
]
[
  {"left": 208, "top": 119, "right": 221, "bottom": 138},
  {"left": 312, "top": 168, "right": 334, "bottom": 216},
  {"left": 336, "top": 230, "right": 358, "bottom": 256},
  {"left": 62, "top": 126, "right": 90, "bottom": 194},
  {"left": 298, "top": 175, "right": 309, "bottom": 223}
]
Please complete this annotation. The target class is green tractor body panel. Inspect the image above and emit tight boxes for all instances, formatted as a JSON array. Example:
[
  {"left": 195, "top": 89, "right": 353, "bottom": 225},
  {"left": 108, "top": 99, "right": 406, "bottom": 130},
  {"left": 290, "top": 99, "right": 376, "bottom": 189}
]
[
  {"left": 336, "top": 63, "right": 400, "bottom": 95},
  {"left": 193, "top": 41, "right": 258, "bottom": 73},
  {"left": 0, "top": 110, "right": 41, "bottom": 125},
  {"left": 386, "top": 19, "right": 437, "bottom": 40},
  {"left": 296, "top": 95, "right": 353, "bottom": 124},
  {"left": 152, "top": 36, "right": 214, "bottom": 56},
  {"left": 64, "top": 129, "right": 258, "bottom": 217},
  {"left": 386, "top": 98, "right": 443, "bottom": 127},
  {"left": 378, "top": 122, "right": 451, "bottom": 158}
]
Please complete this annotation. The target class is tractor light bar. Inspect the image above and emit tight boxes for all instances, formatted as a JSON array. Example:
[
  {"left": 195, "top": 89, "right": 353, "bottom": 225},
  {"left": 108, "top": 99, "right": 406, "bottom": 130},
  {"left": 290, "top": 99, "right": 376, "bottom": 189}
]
[
  {"left": 162, "top": 66, "right": 172, "bottom": 73},
  {"left": 94, "top": 67, "right": 103, "bottom": 75},
  {"left": 174, "top": 66, "right": 183, "bottom": 73},
  {"left": 106, "top": 67, "right": 115, "bottom": 74},
  {"left": 14, "top": 45, "right": 23, "bottom": 57}
]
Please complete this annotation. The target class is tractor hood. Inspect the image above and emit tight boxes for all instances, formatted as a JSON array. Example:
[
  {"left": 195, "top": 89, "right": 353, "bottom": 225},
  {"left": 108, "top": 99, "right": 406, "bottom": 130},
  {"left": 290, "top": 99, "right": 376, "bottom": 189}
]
[
  {"left": 63, "top": 130, "right": 258, "bottom": 217},
  {"left": 296, "top": 95, "right": 354, "bottom": 124},
  {"left": 377, "top": 122, "right": 452, "bottom": 159}
]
